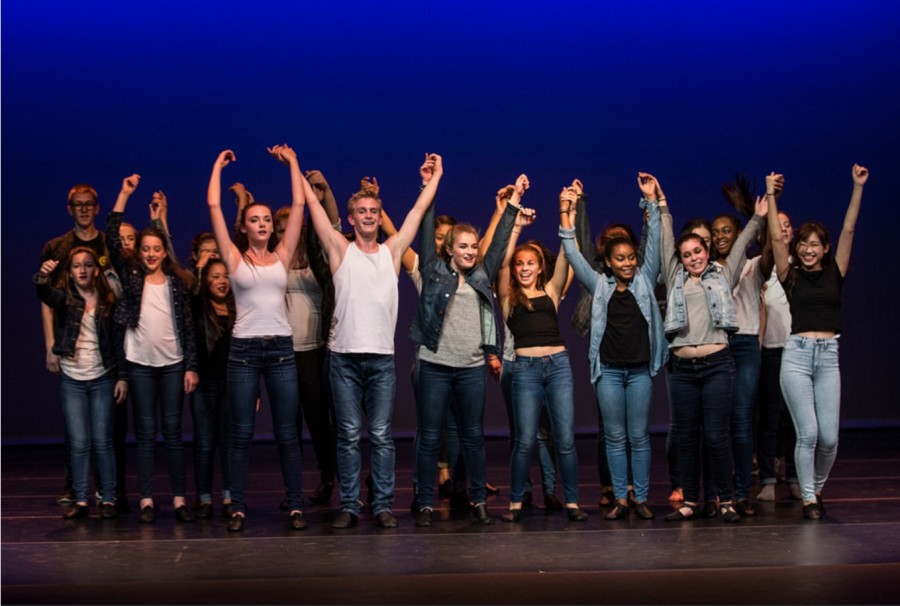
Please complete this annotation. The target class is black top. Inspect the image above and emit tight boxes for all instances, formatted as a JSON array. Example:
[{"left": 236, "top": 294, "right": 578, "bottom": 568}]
[
  {"left": 507, "top": 294, "right": 565, "bottom": 349},
  {"left": 600, "top": 289, "right": 650, "bottom": 365},
  {"left": 784, "top": 262, "right": 843, "bottom": 334}
]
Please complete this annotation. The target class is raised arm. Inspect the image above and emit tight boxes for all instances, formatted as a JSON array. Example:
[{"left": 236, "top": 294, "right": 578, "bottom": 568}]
[
  {"left": 478, "top": 184, "right": 514, "bottom": 264},
  {"left": 306, "top": 170, "right": 340, "bottom": 227},
  {"left": 721, "top": 195, "right": 767, "bottom": 286},
  {"left": 267, "top": 144, "right": 306, "bottom": 269},
  {"left": 107, "top": 174, "right": 141, "bottom": 276},
  {"left": 834, "top": 164, "right": 868, "bottom": 276},
  {"left": 386, "top": 153, "right": 444, "bottom": 273},
  {"left": 148, "top": 190, "right": 178, "bottom": 262},
  {"left": 229, "top": 183, "right": 254, "bottom": 234},
  {"left": 207, "top": 150, "right": 243, "bottom": 274},
  {"left": 382, "top": 205, "right": 419, "bottom": 273},
  {"left": 765, "top": 173, "right": 790, "bottom": 282},
  {"left": 547, "top": 186, "right": 578, "bottom": 303},
  {"left": 496, "top": 174, "right": 532, "bottom": 303}
]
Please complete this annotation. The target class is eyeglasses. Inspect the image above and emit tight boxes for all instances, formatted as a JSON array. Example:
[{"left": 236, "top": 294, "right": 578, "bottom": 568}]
[{"left": 69, "top": 202, "right": 97, "bottom": 210}]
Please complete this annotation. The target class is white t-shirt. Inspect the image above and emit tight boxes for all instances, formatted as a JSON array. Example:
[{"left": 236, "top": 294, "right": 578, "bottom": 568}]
[
  {"left": 126, "top": 280, "right": 183, "bottom": 366},
  {"left": 60, "top": 307, "right": 107, "bottom": 380}
]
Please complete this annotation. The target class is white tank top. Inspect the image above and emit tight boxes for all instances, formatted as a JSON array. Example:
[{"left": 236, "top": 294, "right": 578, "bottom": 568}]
[
  {"left": 329, "top": 243, "right": 398, "bottom": 354},
  {"left": 285, "top": 266, "right": 324, "bottom": 352},
  {"left": 231, "top": 257, "right": 292, "bottom": 338}
]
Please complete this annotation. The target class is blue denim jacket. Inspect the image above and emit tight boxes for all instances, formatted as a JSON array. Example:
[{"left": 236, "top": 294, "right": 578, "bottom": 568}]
[
  {"left": 34, "top": 276, "right": 127, "bottom": 381},
  {"left": 660, "top": 207, "right": 764, "bottom": 338},
  {"left": 410, "top": 201, "right": 519, "bottom": 356},
  {"left": 560, "top": 198, "right": 668, "bottom": 383}
]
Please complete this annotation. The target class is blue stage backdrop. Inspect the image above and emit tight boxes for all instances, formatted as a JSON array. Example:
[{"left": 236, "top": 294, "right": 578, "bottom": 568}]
[{"left": 4, "top": 1, "right": 900, "bottom": 443}]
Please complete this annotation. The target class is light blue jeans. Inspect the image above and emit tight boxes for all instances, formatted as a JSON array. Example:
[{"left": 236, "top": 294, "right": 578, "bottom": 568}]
[
  {"left": 780, "top": 335, "right": 840, "bottom": 503},
  {"left": 595, "top": 363, "right": 653, "bottom": 502}
]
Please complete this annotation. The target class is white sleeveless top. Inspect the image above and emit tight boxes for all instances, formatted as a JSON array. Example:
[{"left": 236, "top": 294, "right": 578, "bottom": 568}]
[
  {"left": 231, "top": 257, "right": 292, "bottom": 338},
  {"left": 329, "top": 243, "right": 397, "bottom": 355}
]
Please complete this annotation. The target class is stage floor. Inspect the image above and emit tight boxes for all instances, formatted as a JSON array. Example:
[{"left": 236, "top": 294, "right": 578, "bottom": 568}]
[{"left": 3, "top": 429, "right": 900, "bottom": 604}]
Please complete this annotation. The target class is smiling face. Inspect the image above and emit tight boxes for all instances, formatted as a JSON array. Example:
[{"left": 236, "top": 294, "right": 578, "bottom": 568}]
[
  {"left": 796, "top": 234, "right": 828, "bottom": 270},
  {"left": 68, "top": 192, "right": 99, "bottom": 230},
  {"left": 241, "top": 204, "right": 274, "bottom": 245},
  {"left": 711, "top": 216, "right": 740, "bottom": 258},
  {"left": 205, "top": 260, "right": 230, "bottom": 302},
  {"left": 447, "top": 230, "right": 478, "bottom": 272},
  {"left": 513, "top": 247, "right": 543, "bottom": 290},
  {"left": 348, "top": 196, "right": 382, "bottom": 238},
  {"left": 139, "top": 235, "right": 167, "bottom": 274},
  {"left": 605, "top": 242, "right": 638, "bottom": 287},
  {"left": 69, "top": 251, "right": 98, "bottom": 291},
  {"left": 679, "top": 235, "right": 710, "bottom": 278}
]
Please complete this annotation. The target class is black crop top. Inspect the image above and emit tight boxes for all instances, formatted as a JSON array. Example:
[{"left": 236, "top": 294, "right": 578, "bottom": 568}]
[
  {"left": 506, "top": 294, "right": 565, "bottom": 349},
  {"left": 784, "top": 262, "right": 843, "bottom": 334}
]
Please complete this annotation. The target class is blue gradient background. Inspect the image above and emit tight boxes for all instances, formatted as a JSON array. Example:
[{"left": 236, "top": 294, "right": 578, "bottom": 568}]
[{"left": 4, "top": 1, "right": 899, "bottom": 442}]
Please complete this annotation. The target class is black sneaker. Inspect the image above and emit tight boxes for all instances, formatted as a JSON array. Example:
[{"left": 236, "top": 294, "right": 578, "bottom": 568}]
[
  {"left": 100, "top": 502, "right": 118, "bottom": 519},
  {"left": 720, "top": 502, "right": 741, "bottom": 523}
]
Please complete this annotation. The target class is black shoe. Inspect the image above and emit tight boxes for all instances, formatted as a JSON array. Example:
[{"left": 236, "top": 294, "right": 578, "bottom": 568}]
[
  {"left": 139, "top": 505, "right": 155, "bottom": 524},
  {"left": 816, "top": 494, "right": 826, "bottom": 517},
  {"left": 702, "top": 499, "right": 719, "bottom": 518},
  {"left": 100, "top": 502, "right": 118, "bottom": 519},
  {"left": 605, "top": 503, "right": 630, "bottom": 520},
  {"left": 227, "top": 513, "right": 245, "bottom": 532},
  {"left": 566, "top": 507, "right": 589, "bottom": 522},
  {"left": 332, "top": 511, "right": 359, "bottom": 529},
  {"left": 222, "top": 503, "right": 234, "bottom": 519},
  {"left": 309, "top": 481, "right": 334, "bottom": 505},
  {"left": 375, "top": 511, "right": 398, "bottom": 528},
  {"left": 175, "top": 505, "right": 195, "bottom": 523},
  {"left": 194, "top": 502, "right": 213, "bottom": 519},
  {"left": 664, "top": 503, "right": 699, "bottom": 521},
  {"left": 735, "top": 499, "right": 757, "bottom": 517},
  {"left": 58, "top": 488, "right": 76, "bottom": 505},
  {"left": 522, "top": 491, "right": 534, "bottom": 507},
  {"left": 472, "top": 503, "right": 494, "bottom": 525},
  {"left": 543, "top": 492, "right": 563, "bottom": 511},
  {"left": 416, "top": 508, "right": 433, "bottom": 527},
  {"left": 114, "top": 494, "right": 130, "bottom": 514},
  {"left": 633, "top": 501, "right": 655, "bottom": 520},
  {"left": 289, "top": 511, "right": 308, "bottom": 530},
  {"left": 803, "top": 503, "right": 822, "bottom": 520},
  {"left": 719, "top": 502, "right": 741, "bottom": 523},
  {"left": 63, "top": 504, "right": 89, "bottom": 519},
  {"left": 485, "top": 482, "right": 500, "bottom": 495},
  {"left": 501, "top": 508, "right": 522, "bottom": 523}
]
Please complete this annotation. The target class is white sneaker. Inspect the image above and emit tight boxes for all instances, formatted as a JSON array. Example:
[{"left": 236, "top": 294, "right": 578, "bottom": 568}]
[{"left": 757, "top": 484, "right": 776, "bottom": 501}]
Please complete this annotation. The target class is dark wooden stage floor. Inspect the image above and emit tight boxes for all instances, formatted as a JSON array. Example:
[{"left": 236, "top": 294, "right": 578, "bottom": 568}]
[{"left": 3, "top": 429, "right": 900, "bottom": 605}]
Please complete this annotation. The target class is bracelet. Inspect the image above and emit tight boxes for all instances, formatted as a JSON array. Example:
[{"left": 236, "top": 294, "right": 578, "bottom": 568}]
[
  {"left": 559, "top": 210, "right": 570, "bottom": 215},
  {"left": 657, "top": 197, "right": 667, "bottom": 202},
  {"left": 766, "top": 192, "right": 776, "bottom": 196}
]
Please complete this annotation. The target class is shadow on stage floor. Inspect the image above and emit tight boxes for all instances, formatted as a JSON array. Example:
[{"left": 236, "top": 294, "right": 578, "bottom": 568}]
[{"left": 3, "top": 429, "right": 900, "bottom": 604}]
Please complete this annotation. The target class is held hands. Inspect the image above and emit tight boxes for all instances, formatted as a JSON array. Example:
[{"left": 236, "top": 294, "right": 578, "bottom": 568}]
[
  {"left": 306, "top": 170, "right": 331, "bottom": 202},
  {"left": 360, "top": 176, "right": 380, "bottom": 197},
  {"left": 149, "top": 191, "right": 167, "bottom": 221},
  {"left": 121, "top": 174, "right": 141, "bottom": 196},
  {"left": 559, "top": 186, "right": 578, "bottom": 212},
  {"left": 39, "top": 259, "right": 60, "bottom": 277},
  {"left": 267, "top": 144, "right": 298, "bottom": 166},
  {"left": 420, "top": 153, "right": 444, "bottom": 184},
  {"left": 514, "top": 206, "right": 537, "bottom": 228},
  {"left": 852, "top": 164, "right": 869, "bottom": 187},
  {"left": 765, "top": 172, "right": 785, "bottom": 196},
  {"left": 511, "top": 174, "right": 530, "bottom": 205},
  {"left": 486, "top": 354, "right": 502, "bottom": 381},
  {"left": 496, "top": 184, "right": 515, "bottom": 212},
  {"left": 570, "top": 179, "right": 584, "bottom": 196},
  {"left": 637, "top": 172, "right": 658, "bottom": 201}
]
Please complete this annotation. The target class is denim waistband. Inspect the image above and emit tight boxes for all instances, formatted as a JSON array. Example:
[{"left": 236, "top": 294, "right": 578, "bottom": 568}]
[
  {"left": 515, "top": 350, "right": 569, "bottom": 362},
  {"left": 787, "top": 334, "right": 840, "bottom": 344},
  {"left": 670, "top": 346, "right": 732, "bottom": 365}
]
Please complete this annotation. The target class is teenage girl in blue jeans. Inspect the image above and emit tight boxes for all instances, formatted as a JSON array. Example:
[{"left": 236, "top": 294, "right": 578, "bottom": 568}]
[
  {"left": 497, "top": 177, "right": 588, "bottom": 523},
  {"left": 559, "top": 173, "right": 668, "bottom": 521},
  {"left": 207, "top": 145, "right": 308, "bottom": 532},
  {"left": 766, "top": 165, "right": 869, "bottom": 519}
]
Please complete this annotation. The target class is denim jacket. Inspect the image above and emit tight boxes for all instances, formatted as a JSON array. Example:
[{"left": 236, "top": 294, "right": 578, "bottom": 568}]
[
  {"left": 560, "top": 198, "right": 668, "bottom": 383},
  {"left": 106, "top": 211, "right": 198, "bottom": 372},
  {"left": 410, "top": 201, "right": 519, "bottom": 356},
  {"left": 660, "top": 207, "right": 764, "bottom": 338},
  {"left": 34, "top": 276, "right": 127, "bottom": 381}
]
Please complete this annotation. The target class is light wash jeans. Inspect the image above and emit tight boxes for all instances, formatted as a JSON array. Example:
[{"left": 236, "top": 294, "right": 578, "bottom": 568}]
[
  {"left": 595, "top": 363, "right": 653, "bottom": 502},
  {"left": 780, "top": 335, "right": 840, "bottom": 503}
]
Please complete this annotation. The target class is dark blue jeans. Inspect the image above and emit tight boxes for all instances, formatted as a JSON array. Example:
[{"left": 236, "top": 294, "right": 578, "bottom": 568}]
[
  {"left": 729, "top": 334, "right": 761, "bottom": 501},
  {"left": 510, "top": 351, "right": 579, "bottom": 504},
  {"left": 228, "top": 336, "right": 302, "bottom": 514},
  {"left": 60, "top": 370, "right": 117, "bottom": 503},
  {"left": 190, "top": 375, "right": 231, "bottom": 503},
  {"left": 129, "top": 361, "right": 187, "bottom": 500},
  {"left": 758, "top": 347, "right": 797, "bottom": 484},
  {"left": 328, "top": 352, "right": 396, "bottom": 515},
  {"left": 294, "top": 347, "right": 336, "bottom": 483},
  {"left": 666, "top": 348, "right": 735, "bottom": 504},
  {"left": 415, "top": 360, "right": 487, "bottom": 509}
]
